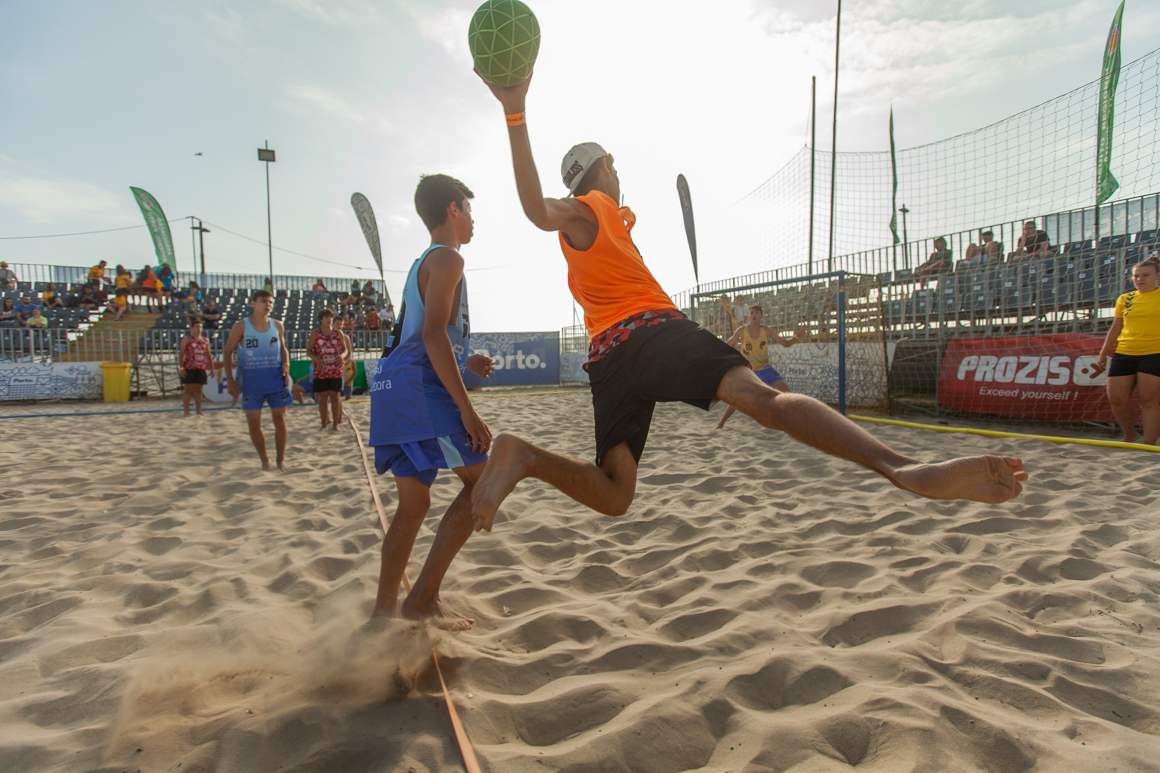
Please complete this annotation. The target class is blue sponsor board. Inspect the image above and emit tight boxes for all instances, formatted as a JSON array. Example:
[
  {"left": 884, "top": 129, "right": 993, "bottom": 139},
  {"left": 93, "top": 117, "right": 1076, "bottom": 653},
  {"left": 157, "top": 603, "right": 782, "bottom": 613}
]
[{"left": 465, "top": 332, "right": 559, "bottom": 387}]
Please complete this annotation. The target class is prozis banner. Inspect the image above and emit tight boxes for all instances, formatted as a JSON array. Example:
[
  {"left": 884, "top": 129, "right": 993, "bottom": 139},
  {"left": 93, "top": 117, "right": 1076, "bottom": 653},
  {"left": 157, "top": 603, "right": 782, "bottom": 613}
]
[{"left": 938, "top": 335, "right": 1115, "bottom": 423}]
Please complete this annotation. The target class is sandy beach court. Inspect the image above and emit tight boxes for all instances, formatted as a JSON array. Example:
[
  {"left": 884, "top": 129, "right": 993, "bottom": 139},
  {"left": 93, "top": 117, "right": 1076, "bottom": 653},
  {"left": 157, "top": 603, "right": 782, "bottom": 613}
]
[{"left": 1, "top": 393, "right": 1159, "bottom": 772}]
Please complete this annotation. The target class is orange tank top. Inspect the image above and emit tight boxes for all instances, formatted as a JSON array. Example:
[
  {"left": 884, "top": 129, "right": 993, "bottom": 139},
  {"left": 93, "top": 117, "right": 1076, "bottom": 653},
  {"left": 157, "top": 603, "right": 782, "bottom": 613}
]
[{"left": 559, "top": 190, "right": 677, "bottom": 338}]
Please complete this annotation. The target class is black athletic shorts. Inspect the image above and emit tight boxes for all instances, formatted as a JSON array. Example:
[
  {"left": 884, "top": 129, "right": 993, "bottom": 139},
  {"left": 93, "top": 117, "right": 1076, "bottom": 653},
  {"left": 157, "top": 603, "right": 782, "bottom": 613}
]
[
  {"left": 313, "top": 376, "right": 343, "bottom": 393},
  {"left": 1108, "top": 352, "right": 1160, "bottom": 378},
  {"left": 181, "top": 368, "right": 207, "bottom": 385},
  {"left": 588, "top": 318, "right": 748, "bottom": 466}
]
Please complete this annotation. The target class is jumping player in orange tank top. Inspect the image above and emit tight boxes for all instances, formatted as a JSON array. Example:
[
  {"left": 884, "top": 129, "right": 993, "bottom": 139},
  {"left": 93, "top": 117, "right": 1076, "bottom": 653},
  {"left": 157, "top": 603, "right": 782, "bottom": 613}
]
[{"left": 469, "top": 71, "right": 1028, "bottom": 532}]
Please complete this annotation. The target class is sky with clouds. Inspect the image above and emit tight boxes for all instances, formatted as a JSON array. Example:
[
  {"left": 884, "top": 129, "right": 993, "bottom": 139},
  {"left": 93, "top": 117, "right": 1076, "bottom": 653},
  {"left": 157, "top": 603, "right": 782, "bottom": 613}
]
[{"left": 1, "top": 0, "right": 1156, "bottom": 331}]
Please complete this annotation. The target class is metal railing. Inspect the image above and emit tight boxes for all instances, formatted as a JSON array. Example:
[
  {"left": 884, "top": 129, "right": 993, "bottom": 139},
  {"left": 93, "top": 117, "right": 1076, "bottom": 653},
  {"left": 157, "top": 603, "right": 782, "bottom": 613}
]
[{"left": 1, "top": 264, "right": 386, "bottom": 296}]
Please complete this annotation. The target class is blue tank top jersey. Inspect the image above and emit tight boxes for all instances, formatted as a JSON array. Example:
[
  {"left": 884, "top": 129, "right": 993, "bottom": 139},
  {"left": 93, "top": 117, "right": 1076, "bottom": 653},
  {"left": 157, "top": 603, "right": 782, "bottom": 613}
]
[
  {"left": 370, "top": 245, "right": 471, "bottom": 446},
  {"left": 237, "top": 316, "right": 285, "bottom": 394}
]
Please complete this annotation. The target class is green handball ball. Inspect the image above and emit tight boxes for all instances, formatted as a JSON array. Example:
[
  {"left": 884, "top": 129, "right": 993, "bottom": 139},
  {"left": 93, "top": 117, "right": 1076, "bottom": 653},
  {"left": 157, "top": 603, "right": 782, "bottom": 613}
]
[{"left": 469, "top": 0, "right": 540, "bottom": 88}]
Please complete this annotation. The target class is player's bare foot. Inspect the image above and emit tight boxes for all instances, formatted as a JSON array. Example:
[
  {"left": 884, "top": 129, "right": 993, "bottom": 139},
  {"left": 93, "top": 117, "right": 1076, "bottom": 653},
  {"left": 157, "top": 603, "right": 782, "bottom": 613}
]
[
  {"left": 1123, "top": 431, "right": 1141, "bottom": 443},
  {"left": 890, "top": 455, "right": 1027, "bottom": 503},
  {"left": 277, "top": 460, "right": 286, "bottom": 471},
  {"left": 261, "top": 459, "right": 272, "bottom": 471},
  {"left": 401, "top": 596, "right": 474, "bottom": 631},
  {"left": 471, "top": 433, "right": 532, "bottom": 531}
]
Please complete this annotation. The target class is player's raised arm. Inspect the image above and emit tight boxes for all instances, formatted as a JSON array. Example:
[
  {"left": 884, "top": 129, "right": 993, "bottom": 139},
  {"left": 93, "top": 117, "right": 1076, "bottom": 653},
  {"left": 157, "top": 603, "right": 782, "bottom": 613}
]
[
  {"left": 477, "top": 73, "right": 594, "bottom": 241},
  {"left": 725, "top": 326, "right": 745, "bottom": 347}
]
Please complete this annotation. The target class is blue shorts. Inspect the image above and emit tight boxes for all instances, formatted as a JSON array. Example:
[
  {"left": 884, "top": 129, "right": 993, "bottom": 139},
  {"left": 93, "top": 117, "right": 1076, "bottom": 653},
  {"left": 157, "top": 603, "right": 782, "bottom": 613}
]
[
  {"left": 243, "top": 388, "right": 293, "bottom": 412},
  {"left": 374, "top": 432, "right": 488, "bottom": 488},
  {"left": 755, "top": 365, "right": 785, "bottom": 386}
]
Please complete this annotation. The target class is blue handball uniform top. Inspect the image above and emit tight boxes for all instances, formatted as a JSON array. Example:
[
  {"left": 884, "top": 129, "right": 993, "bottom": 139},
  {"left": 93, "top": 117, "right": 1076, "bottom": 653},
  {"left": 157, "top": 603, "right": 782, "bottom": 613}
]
[
  {"left": 237, "top": 316, "right": 286, "bottom": 395},
  {"left": 370, "top": 245, "right": 471, "bottom": 445}
]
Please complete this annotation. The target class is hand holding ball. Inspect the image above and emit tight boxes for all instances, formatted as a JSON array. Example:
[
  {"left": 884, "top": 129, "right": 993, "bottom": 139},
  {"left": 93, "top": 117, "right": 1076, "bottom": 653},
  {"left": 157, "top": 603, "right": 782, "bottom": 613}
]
[{"left": 469, "top": 0, "right": 540, "bottom": 88}]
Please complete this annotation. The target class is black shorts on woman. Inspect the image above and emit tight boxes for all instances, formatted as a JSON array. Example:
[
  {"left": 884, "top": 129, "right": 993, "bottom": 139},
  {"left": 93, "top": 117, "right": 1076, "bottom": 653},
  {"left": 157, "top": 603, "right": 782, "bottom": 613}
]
[
  {"left": 313, "top": 376, "right": 343, "bottom": 393},
  {"left": 589, "top": 316, "right": 747, "bottom": 466},
  {"left": 181, "top": 368, "right": 207, "bottom": 385},
  {"left": 1108, "top": 352, "right": 1160, "bottom": 378}
]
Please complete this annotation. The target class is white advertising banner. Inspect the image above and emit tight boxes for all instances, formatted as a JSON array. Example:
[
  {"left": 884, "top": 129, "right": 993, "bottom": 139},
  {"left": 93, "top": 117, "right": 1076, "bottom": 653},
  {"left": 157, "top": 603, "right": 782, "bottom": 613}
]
[{"left": 0, "top": 362, "right": 104, "bottom": 401}]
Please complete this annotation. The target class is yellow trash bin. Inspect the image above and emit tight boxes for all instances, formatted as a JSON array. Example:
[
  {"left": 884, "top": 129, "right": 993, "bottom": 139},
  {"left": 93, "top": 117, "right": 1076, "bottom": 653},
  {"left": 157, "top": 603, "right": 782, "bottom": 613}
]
[{"left": 100, "top": 362, "right": 132, "bottom": 403}]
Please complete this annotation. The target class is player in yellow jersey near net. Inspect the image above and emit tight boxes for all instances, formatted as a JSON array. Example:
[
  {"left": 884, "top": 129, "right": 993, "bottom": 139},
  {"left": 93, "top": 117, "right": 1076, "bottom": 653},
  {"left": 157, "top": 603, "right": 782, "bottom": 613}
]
[{"left": 717, "top": 305, "right": 807, "bottom": 429}]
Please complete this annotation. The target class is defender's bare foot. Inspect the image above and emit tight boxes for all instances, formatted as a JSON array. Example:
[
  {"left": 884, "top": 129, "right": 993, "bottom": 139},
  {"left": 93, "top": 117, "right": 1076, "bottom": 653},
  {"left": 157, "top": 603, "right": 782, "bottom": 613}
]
[
  {"left": 401, "top": 595, "right": 474, "bottom": 631},
  {"left": 890, "top": 455, "right": 1027, "bottom": 503},
  {"left": 261, "top": 458, "right": 272, "bottom": 471},
  {"left": 471, "top": 433, "right": 533, "bottom": 532}
]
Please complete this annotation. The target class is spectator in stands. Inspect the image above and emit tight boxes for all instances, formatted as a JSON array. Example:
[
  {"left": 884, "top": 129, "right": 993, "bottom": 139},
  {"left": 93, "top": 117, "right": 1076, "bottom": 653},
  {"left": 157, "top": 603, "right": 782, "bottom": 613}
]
[
  {"left": 88, "top": 277, "right": 109, "bottom": 304},
  {"left": 362, "top": 280, "right": 379, "bottom": 306},
  {"left": 961, "top": 230, "right": 1002, "bottom": 267},
  {"left": 341, "top": 280, "right": 361, "bottom": 309},
  {"left": 915, "top": 237, "right": 954, "bottom": 277},
  {"left": 114, "top": 265, "right": 132, "bottom": 292},
  {"left": 353, "top": 309, "right": 366, "bottom": 329},
  {"left": 89, "top": 260, "right": 109, "bottom": 286},
  {"left": 134, "top": 265, "right": 159, "bottom": 311},
  {"left": 41, "top": 282, "right": 64, "bottom": 309},
  {"left": 262, "top": 277, "right": 273, "bottom": 293},
  {"left": 14, "top": 294, "right": 40, "bottom": 324},
  {"left": 200, "top": 299, "right": 222, "bottom": 330},
  {"left": 1093, "top": 256, "right": 1160, "bottom": 445},
  {"left": 0, "top": 261, "right": 17, "bottom": 290},
  {"left": 108, "top": 289, "right": 129, "bottom": 321},
  {"left": 77, "top": 285, "right": 100, "bottom": 311},
  {"left": 0, "top": 298, "right": 20, "bottom": 327},
  {"left": 312, "top": 279, "right": 329, "bottom": 301},
  {"left": 156, "top": 265, "right": 176, "bottom": 309},
  {"left": 24, "top": 306, "right": 48, "bottom": 329},
  {"left": 382, "top": 303, "right": 396, "bottom": 327},
  {"left": 365, "top": 306, "right": 382, "bottom": 330},
  {"left": 1013, "top": 220, "right": 1051, "bottom": 259},
  {"left": 338, "top": 312, "right": 354, "bottom": 333}
]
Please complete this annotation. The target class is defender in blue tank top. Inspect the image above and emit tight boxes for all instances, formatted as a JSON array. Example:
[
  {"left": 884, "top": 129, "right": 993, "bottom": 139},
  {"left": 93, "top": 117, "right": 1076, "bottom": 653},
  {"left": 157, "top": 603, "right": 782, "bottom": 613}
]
[
  {"left": 224, "top": 290, "right": 291, "bottom": 470},
  {"left": 368, "top": 174, "right": 495, "bottom": 631}
]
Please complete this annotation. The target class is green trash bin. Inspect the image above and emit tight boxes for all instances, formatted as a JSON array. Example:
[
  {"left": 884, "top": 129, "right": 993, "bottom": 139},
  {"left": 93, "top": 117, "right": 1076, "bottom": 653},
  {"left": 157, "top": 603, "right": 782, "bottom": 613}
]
[{"left": 100, "top": 362, "right": 132, "bottom": 403}]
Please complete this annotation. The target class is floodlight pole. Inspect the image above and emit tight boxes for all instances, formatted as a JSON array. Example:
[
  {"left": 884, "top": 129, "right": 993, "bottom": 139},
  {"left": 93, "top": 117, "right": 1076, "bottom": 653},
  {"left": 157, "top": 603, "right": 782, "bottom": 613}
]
[
  {"left": 808, "top": 75, "right": 816, "bottom": 275},
  {"left": 258, "top": 141, "right": 276, "bottom": 287},
  {"left": 827, "top": 0, "right": 842, "bottom": 274}
]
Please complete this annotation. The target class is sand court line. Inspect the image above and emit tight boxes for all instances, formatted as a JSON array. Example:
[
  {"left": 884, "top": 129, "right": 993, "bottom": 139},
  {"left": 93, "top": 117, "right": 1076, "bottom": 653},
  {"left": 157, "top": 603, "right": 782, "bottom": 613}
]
[
  {"left": 851, "top": 414, "right": 1160, "bottom": 452},
  {"left": 346, "top": 413, "right": 483, "bottom": 773}
]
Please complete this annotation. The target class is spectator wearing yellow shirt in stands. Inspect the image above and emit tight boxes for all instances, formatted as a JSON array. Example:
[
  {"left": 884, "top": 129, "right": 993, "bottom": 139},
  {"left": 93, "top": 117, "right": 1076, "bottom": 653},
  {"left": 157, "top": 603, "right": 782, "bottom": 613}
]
[
  {"left": 88, "top": 260, "right": 109, "bottom": 286},
  {"left": 1094, "top": 256, "right": 1160, "bottom": 444},
  {"left": 41, "top": 282, "right": 64, "bottom": 308},
  {"left": 108, "top": 289, "right": 129, "bottom": 321}
]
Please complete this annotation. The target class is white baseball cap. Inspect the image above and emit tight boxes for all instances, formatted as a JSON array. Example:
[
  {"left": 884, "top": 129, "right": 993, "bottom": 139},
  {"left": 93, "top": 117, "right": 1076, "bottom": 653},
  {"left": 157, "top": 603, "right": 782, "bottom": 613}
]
[{"left": 561, "top": 142, "right": 608, "bottom": 196}]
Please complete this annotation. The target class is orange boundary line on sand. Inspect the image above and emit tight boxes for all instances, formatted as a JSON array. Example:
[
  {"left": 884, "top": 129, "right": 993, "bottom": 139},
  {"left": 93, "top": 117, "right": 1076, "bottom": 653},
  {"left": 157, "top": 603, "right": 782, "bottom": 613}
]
[{"left": 347, "top": 415, "right": 483, "bottom": 773}]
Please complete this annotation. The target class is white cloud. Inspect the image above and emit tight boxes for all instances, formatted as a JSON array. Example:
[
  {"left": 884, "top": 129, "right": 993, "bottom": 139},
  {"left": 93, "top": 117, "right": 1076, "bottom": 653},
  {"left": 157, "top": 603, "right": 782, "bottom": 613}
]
[
  {"left": 0, "top": 171, "right": 123, "bottom": 223},
  {"left": 406, "top": 2, "right": 473, "bottom": 60},
  {"left": 284, "top": 85, "right": 393, "bottom": 133},
  {"left": 269, "top": 0, "right": 387, "bottom": 26}
]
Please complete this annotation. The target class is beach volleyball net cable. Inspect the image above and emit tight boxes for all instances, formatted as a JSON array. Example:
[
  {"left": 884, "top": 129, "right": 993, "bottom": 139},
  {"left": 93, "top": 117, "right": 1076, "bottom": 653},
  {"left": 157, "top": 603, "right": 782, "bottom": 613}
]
[
  {"left": 687, "top": 271, "right": 891, "bottom": 414},
  {"left": 703, "top": 46, "right": 1160, "bottom": 282}
]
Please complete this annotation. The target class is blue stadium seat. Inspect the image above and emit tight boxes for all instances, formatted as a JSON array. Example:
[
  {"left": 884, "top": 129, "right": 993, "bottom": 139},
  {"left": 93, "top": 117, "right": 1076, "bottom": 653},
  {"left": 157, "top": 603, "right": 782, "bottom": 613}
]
[{"left": 894, "top": 268, "right": 913, "bottom": 283}]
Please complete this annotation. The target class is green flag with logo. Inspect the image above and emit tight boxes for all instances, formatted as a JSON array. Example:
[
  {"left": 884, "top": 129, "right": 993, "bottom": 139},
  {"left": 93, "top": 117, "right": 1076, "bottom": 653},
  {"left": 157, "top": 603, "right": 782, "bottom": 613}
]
[
  {"left": 129, "top": 187, "right": 177, "bottom": 271},
  {"left": 1096, "top": 1, "right": 1125, "bottom": 205},
  {"left": 888, "top": 107, "right": 900, "bottom": 245}
]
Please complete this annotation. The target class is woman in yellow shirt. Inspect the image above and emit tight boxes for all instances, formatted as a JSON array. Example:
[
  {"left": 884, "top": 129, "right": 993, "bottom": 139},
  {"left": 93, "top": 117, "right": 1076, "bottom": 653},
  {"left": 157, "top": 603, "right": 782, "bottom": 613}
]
[{"left": 1095, "top": 256, "right": 1160, "bottom": 444}]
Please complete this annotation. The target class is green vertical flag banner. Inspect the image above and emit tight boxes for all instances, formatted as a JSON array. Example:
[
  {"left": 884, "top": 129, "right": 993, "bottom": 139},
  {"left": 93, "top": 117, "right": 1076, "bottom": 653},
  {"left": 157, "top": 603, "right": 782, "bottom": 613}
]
[
  {"left": 129, "top": 187, "right": 177, "bottom": 271},
  {"left": 888, "top": 107, "right": 900, "bottom": 245},
  {"left": 1096, "top": 0, "right": 1125, "bottom": 205}
]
